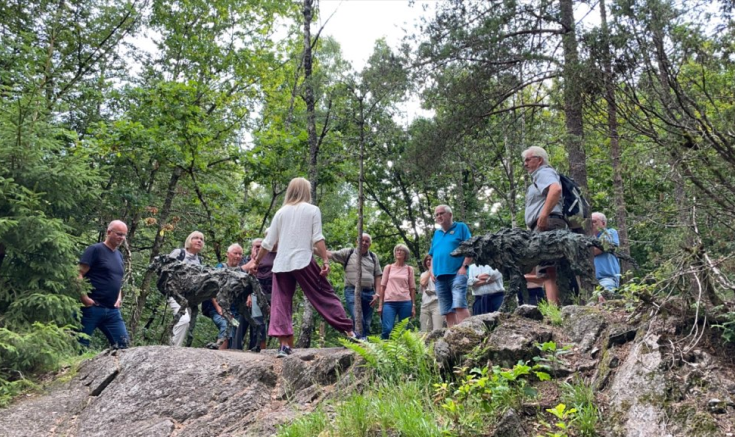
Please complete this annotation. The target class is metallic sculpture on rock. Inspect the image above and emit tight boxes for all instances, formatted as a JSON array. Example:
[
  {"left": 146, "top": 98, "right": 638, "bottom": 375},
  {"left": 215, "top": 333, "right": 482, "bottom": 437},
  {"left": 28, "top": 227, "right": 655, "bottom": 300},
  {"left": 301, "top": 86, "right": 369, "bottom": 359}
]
[
  {"left": 149, "top": 255, "right": 268, "bottom": 346},
  {"left": 451, "top": 228, "right": 633, "bottom": 311}
]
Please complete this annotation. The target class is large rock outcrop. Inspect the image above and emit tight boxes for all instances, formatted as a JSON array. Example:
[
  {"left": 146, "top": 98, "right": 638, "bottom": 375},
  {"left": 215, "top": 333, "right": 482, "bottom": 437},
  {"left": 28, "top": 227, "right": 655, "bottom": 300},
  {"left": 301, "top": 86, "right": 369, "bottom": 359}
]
[
  {"left": 2, "top": 304, "right": 734, "bottom": 437},
  {"left": 0, "top": 346, "right": 355, "bottom": 437}
]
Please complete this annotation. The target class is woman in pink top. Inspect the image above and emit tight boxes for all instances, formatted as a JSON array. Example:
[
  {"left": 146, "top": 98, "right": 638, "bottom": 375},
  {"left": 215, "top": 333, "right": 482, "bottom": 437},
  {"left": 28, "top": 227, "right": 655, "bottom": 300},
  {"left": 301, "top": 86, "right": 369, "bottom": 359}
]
[{"left": 378, "top": 244, "right": 416, "bottom": 339}]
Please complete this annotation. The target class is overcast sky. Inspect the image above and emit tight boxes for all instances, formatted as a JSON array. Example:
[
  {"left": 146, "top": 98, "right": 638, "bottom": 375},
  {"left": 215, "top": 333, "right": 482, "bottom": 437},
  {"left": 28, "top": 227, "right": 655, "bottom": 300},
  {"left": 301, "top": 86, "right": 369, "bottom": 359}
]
[{"left": 317, "top": 0, "right": 436, "bottom": 71}]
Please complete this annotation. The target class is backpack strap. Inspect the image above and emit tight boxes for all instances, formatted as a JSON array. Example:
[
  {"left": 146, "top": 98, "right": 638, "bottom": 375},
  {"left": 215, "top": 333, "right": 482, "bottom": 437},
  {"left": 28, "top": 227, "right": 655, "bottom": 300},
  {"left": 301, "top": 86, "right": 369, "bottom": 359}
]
[
  {"left": 176, "top": 248, "right": 186, "bottom": 261},
  {"left": 343, "top": 248, "right": 355, "bottom": 268}
]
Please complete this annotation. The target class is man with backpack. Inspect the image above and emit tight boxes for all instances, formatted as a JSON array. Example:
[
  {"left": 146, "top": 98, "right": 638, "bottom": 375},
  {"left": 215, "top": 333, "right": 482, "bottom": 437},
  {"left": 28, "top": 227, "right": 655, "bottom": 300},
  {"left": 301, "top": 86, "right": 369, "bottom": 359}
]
[
  {"left": 327, "top": 233, "right": 382, "bottom": 338},
  {"left": 522, "top": 146, "right": 567, "bottom": 305}
]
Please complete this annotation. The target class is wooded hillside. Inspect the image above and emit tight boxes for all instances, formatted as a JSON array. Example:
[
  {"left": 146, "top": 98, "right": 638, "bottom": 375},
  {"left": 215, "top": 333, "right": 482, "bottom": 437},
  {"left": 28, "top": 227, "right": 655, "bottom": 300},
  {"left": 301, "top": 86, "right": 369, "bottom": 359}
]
[{"left": 1, "top": 0, "right": 734, "bottom": 404}]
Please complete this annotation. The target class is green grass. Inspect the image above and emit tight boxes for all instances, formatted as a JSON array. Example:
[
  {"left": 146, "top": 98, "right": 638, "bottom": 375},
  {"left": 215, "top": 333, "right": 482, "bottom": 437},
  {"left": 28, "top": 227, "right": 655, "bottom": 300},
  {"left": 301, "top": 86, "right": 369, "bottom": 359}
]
[
  {"left": 560, "top": 379, "right": 600, "bottom": 436},
  {"left": 538, "top": 300, "right": 564, "bottom": 326}
]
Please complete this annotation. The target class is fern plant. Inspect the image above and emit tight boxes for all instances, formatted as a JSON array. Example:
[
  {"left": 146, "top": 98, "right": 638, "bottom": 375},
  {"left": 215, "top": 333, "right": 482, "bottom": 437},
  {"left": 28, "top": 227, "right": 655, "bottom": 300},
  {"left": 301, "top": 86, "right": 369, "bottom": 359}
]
[{"left": 342, "top": 318, "right": 437, "bottom": 384}]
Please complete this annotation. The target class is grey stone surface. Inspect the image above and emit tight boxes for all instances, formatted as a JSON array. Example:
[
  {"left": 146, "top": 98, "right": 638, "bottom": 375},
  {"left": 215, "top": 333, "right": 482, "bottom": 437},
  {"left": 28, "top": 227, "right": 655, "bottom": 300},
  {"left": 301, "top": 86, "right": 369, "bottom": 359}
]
[
  {"left": 492, "top": 408, "right": 528, "bottom": 437},
  {"left": 486, "top": 317, "right": 553, "bottom": 368},
  {"left": 561, "top": 305, "right": 607, "bottom": 352},
  {"left": 514, "top": 304, "right": 543, "bottom": 321},
  {"left": 0, "top": 346, "right": 354, "bottom": 437}
]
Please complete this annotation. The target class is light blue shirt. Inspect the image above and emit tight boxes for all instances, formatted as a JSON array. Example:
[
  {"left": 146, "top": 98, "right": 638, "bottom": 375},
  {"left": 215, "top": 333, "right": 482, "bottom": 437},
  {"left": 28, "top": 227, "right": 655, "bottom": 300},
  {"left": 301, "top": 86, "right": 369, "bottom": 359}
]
[
  {"left": 429, "top": 221, "right": 471, "bottom": 276},
  {"left": 595, "top": 228, "right": 621, "bottom": 281}
]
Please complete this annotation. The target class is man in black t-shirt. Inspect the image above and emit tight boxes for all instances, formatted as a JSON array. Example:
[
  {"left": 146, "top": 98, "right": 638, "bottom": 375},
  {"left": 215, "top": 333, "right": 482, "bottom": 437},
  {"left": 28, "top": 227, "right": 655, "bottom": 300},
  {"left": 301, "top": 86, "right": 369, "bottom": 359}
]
[{"left": 78, "top": 220, "right": 130, "bottom": 348}]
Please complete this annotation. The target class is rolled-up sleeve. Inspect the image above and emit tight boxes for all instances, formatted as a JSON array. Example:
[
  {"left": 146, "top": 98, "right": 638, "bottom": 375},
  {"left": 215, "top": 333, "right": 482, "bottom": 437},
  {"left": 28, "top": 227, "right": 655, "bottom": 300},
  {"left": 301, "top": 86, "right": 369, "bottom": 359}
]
[{"left": 311, "top": 207, "right": 325, "bottom": 245}]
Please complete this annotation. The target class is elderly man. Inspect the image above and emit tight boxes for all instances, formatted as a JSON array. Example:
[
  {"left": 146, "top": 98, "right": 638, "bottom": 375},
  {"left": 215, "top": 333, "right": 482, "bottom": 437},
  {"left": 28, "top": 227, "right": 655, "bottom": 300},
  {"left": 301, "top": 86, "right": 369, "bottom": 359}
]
[
  {"left": 522, "top": 146, "right": 567, "bottom": 305},
  {"left": 591, "top": 212, "right": 621, "bottom": 291},
  {"left": 328, "top": 233, "right": 383, "bottom": 338},
  {"left": 429, "top": 205, "right": 473, "bottom": 327},
  {"left": 78, "top": 220, "right": 130, "bottom": 349}
]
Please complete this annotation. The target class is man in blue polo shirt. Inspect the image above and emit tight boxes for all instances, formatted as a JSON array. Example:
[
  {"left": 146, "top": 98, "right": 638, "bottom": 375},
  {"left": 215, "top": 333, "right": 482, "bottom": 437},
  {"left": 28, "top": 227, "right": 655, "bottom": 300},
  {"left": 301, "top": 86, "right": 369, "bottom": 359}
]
[
  {"left": 429, "top": 204, "right": 473, "bottom": 327},
  {"left": 78, "top": 220, "right": 130, "bottom": 349}
]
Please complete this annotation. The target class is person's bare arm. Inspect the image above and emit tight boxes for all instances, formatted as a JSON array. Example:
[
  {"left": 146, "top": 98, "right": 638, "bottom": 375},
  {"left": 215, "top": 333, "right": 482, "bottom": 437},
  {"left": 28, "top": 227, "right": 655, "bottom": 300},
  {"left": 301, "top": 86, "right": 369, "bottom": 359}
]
[
  {"left": 314, "top": 240, "right": 330, "bottom": 277},
  {"left": 537, "top": 183, "right": 562, "bottom": 230},
  {"left": 78, "top": 264, "right": 95, "bottom": 307}
]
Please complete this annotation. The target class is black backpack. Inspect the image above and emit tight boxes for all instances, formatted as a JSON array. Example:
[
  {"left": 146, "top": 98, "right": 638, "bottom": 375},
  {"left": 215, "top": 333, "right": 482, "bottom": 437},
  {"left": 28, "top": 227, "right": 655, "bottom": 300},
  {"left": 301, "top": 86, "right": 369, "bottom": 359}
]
[
  {"left": 559, "top": 174, "right": 591, "bottom": 230},
  {"left": 343, "top": 249, "right": 377, "bottom": 269},
  {"left": 174, "top": 248, "right": 203, "bottom": 264}
]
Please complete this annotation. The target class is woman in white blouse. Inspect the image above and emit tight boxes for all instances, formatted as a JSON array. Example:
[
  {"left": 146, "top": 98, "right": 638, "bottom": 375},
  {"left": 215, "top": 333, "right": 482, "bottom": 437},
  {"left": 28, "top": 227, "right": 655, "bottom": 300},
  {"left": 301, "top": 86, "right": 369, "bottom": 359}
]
[
  {"left": 250, "top": 178, "right": 357, "bottom": 357},
  {"left": 419, "top": 254, "right": 443, "bottom": 332},
  {"left": 467, "top": 263, "right": 505, "bottom": 315},
  {"left": 378, "top": 244, "right": 416, "bottom": 339}
]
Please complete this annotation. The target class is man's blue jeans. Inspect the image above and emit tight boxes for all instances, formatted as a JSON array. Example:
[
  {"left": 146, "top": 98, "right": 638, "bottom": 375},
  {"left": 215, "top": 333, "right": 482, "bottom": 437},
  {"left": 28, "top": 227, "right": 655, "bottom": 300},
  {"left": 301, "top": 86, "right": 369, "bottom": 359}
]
[
  {"left": 209, "top": 312, "right": 229, "bottom": 340},
  {"left": 381, "top": 300, "right": 412, "bottom": 340},
  {"left": 79, "top": 306, "right": 129, "bottom": 349},
  {"left": 344, "top": 286, "right": 375, "bottom": 338}
]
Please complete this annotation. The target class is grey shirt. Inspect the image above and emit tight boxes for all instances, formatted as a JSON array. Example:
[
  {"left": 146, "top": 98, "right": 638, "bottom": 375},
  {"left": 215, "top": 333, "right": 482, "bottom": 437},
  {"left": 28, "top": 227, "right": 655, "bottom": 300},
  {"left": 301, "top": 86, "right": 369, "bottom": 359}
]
[
  {"left": 330, "top": 248, "right": 382, "bottom": 289},
  {"left": 525, "top": 164, "right": 563, "bottom": 227}
]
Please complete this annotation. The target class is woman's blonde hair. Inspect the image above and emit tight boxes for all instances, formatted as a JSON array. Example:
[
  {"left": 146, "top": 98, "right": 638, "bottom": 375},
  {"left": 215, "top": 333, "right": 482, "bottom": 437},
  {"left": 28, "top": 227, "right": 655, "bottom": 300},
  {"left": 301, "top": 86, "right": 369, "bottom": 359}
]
[
  {"left": 393, "top": 244, "right": 411, "bottom": 260},
  {"left": 184, "top": 231, "right": 205, "bottom": 250},
  {"left": 284, "top": 177, "right": 312, "bottom": 205}
]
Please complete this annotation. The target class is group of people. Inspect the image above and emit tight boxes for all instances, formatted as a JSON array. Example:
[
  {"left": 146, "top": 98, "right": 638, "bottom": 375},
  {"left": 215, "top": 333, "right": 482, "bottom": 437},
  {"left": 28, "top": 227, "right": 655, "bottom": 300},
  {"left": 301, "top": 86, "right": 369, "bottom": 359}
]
[{"left": 77, "top": 146, "right": 621, "bottom": 352}]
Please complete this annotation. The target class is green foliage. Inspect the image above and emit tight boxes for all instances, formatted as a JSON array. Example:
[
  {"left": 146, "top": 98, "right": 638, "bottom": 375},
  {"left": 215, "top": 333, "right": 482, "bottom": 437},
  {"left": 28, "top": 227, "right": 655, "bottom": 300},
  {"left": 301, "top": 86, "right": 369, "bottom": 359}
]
[
  {"left": 276, "top": 409, "right": 329, "bottom": 437},
  {"left": 538, "top": 301, "right": 564, "bottom": 326},
  {"left": 713, "top": 311, "right": 735, "bottom": 345},
  {"left": 434, "top": 363, "right": 542, "bottom": 436},
  {"left": 0, "top": 322, "right": 79, "bottom": 406},
  {"left": 277, "top": 381, "right": 444, "bottom": 437},
  {"left": 536, "top": 403, "right": 578, "bottom": 437},
  {"left": 560, "top": 380, "right": 600, "bottom": 437},
  {"left": 341, "top": 318, "right": 437, "bottom": 384},
  {"left": 533, "top": 341, "right": 572, "bottom": 376}
]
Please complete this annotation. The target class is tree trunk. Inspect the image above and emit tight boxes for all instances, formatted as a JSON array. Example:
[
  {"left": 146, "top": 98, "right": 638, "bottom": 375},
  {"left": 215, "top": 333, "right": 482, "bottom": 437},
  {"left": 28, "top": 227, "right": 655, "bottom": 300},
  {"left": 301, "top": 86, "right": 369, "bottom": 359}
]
[
  {"left": 559, "top": 0, "right": 593, "bottom": 294},
  {"left": 559, "top": 0, "right": 588, "bottom": 198},
  {"left": 297, "top": 0, "right": 317, "bottom": 349},
  {"left": 599, "top": 0, "right": 632, "bottom": 273},
  {"left": 128, "top": 166, "right": 183, "bottom": 339},
  {"left": 354, "top": 97, "right": 366, "bottom": 337}
]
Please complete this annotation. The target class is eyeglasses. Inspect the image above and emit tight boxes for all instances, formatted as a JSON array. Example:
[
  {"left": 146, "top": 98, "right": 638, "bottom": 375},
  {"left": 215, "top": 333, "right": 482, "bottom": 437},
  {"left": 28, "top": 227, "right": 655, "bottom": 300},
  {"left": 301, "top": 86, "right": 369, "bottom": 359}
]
[
  {"left": 112, "top": 232, "right": 127, "bottom": 238},
  {"left": 523, "top": 156, "right": 541, "bottom": 163},
  {"left": 434, "top": 211, "right": 446, "bottom": 217}
]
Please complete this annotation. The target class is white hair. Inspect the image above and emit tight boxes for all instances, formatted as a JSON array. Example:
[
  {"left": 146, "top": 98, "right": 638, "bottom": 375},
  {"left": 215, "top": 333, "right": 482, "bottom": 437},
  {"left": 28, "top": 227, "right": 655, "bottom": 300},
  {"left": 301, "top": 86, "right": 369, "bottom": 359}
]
[
  {"left": 592, "top": 212, "right": 607, "bottom": 226},
  {"left": 521, "top": 146, "right": 550, "bottom": 165},
  {"left": 227, "top": 243, "right": 243, "bottom": 253},
  {"left": 435, "top": 204, "right": 453, "bottom": 215}
]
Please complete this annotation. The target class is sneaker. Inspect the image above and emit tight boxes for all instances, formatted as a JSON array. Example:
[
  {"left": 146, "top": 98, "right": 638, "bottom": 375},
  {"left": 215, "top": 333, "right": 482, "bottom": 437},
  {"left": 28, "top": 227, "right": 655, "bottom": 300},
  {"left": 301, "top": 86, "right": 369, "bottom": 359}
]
[
  {"left": 276, "top": 346, "right": 292, "bottom": 358},
  {"left": 346, "top": 334, "right": 366, "bottom": 344}
]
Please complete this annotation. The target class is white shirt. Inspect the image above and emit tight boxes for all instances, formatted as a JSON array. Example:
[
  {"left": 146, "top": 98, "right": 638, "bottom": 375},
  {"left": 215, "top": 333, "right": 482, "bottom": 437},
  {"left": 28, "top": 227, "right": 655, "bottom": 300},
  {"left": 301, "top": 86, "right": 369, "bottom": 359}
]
[
  {"left": 262, "top": 203, "right": 325, "bottom": 273},
  {"left": 467, "top": 264, "right": 504, "bottom": 296}
]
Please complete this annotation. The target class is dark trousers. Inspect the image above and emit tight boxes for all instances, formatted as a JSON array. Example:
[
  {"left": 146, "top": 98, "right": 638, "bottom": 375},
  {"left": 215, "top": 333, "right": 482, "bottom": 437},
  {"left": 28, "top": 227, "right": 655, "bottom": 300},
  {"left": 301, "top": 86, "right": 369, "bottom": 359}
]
[
  {"left": 344, "top": 286, "right": 375, "bottom": 338},
  {"left": 472, "top": 293, "right": 504, "bottom": 316},
  {"left": 79, "top": 306, "right": 129, "bottom": 349}
]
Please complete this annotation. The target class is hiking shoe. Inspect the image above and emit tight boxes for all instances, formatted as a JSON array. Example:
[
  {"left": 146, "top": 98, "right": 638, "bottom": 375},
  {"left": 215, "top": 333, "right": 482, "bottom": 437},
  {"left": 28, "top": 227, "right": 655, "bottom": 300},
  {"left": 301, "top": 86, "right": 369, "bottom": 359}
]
[{"left": 276, "top": 346, "right": 292, "bottom": 358}]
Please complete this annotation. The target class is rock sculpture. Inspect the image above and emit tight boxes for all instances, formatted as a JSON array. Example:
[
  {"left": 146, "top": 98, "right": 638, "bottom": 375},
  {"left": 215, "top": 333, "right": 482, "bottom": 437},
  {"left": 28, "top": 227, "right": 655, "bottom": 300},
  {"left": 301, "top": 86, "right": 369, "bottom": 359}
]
[
  {"left": 149, "top": 255, "right": 268, "bottom": 343},
  {"left": 451, "top": 228, "right": 633, "bottom": 310}
]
